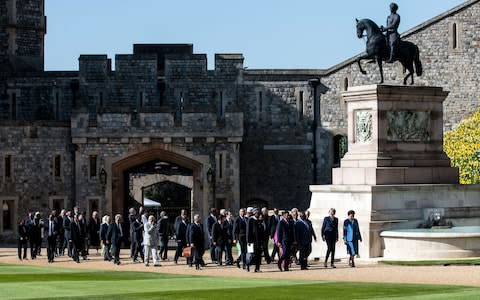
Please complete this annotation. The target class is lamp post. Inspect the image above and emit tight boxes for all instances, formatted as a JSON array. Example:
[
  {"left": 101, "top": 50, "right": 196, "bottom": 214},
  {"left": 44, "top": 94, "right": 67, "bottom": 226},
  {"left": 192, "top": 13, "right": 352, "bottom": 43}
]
[{"left": 308, "top": 78, "right": 320, "bottom": 184}]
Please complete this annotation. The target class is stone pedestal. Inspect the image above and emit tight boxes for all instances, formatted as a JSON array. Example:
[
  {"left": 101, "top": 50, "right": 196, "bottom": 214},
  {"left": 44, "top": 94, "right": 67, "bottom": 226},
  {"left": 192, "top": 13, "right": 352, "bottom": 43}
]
[{"left": 333, "top": 85, "right": 458, "bottom": 185}]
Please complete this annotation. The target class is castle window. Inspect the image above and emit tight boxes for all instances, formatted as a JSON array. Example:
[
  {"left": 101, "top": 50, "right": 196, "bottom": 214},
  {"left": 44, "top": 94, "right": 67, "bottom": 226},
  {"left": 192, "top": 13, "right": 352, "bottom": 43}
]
[
  {"left": 139, "top": 91, "right": 144, "bottom": 108},
  {"left": 4, "top": 155, "right": 12, "bottom": 180},
  {"left": 99, "top": 92, "right": 104, "bottom": 107},
  {"left": 54, "top": 155, "right": 62, "bottom": 178},
  {"left": 219, "top": 91, "right": 224, "bottom": 118},
  {"left": 343, "top": 78, "right": 349, "bottom": 91},
  {"left": 89, "top": 155, "right": 97, "bottom": 178},
  {"left": 218, "top": 153, "right": 223, "bottom": 179},
  {"left": 9, "top": 93, "right": 16, "bottom": 120},
  {"left": 298, "top": 91, "right": 304, "bottom": 120},
  {"left": 55, "top": 92, "right": 60, "bottom": 120},
  {"left": 452, "top": 23, "right": 457, "bottom": 49},
  {"left": 258, "top": 91, "right": 263, "bottom": 121}
]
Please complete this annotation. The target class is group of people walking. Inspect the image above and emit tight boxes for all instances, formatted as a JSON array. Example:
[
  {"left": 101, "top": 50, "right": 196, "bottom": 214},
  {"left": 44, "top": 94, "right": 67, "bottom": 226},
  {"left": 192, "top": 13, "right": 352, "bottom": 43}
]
[
  {"left": 17, "top": 206, "right": 362, "bottom": 271},
  {"left": 17, "top": 207, "right": 102, "bottom": 263}
]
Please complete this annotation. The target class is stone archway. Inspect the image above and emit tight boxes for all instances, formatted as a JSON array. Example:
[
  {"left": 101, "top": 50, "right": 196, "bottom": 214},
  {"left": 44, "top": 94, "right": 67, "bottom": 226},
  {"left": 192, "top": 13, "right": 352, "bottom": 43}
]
[{"left": 109, "top": 145, "right": 206, "bottom": 216}]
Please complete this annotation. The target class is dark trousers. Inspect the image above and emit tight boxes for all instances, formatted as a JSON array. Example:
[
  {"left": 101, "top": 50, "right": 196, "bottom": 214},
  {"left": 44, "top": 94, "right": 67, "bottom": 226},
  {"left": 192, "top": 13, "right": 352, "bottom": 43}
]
[
  {"left": 72, "top": 242, "right": 81, "bottom": 263},
  {"left": 159, "top": 235, "right": 169, "bottom": 260},
  {"left": 298, "top": 243, "right": 311, "bottom": 269},
  {"left": 56, "top": 233, "right": 64, "bottom": 255},
  {"left": 30, "top": 238, "right": 40, "bottom": 259},
  {"left": 324, "top": 233, "right": 336, "bottom": 264},
  {"left": 261, "top": 239, "right": 271, "bottom": 263},
  {"left": 103, "top": 242, "right": 111, "bottom": 261},
  {"left": 194, "top": 246, "right": 205, "bottom": 268},
  {"left": 174, "top": 241, "right": 186, "bottom": 263},
  {"left": 112, "top": 242, "right": 121, "bottom": 263},
  {"left": 225, "top": 242, "right": 233, "bottom": 263},
  {"left": 132, "top": 239, "right": 144, "bottom": 261},
  {"left": 251, "top": 245, "right": 261, "bottom": 271},
  {"left": 65, "top": 233, "right": 73, "bottom": 257},
  {"left": 215, "top": 243, "right": 225, "bottom": 264},
  {"left": 271, "top": 242, "right": 279, "bottom": 261},
  {"left": 236, "top": 235, "right": 247, "bottom": 268},
  {"left": 209, "top": 239, "right": 217, "bottom": 262},
  {"left": 278, "top": 242, "right": 291, "bottom": 271},
  {"left": 18, "top": 238, "right": 28, "bottom": 260},
  {"left": 47, "top": 235, "right": 57, "bottom": 262}
]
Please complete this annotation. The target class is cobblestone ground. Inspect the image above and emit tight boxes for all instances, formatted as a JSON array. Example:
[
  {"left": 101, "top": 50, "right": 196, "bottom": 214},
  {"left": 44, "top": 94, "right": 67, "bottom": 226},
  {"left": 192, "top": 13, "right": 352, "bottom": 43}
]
[{"left": 1, "top": 248, "right": 479, "bottom": 287}]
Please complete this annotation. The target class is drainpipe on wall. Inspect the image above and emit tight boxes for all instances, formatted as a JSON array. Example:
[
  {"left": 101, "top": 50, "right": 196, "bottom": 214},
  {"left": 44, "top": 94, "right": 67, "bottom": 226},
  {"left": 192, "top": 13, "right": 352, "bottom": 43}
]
[{"left": 308, "top": 78, "right": 320, "bottom": 185}]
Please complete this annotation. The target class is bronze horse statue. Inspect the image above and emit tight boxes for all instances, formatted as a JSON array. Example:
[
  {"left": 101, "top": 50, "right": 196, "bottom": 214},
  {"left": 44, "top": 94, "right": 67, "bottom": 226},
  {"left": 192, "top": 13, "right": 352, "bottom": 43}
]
[{"left": 356, "top": 18, "right": 422, "bottom": 85}]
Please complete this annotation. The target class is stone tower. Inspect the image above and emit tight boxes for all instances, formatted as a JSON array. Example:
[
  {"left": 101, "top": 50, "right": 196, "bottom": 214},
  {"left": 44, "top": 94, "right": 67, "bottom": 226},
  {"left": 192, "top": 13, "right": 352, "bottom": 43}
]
[{"left": 0, "top": 0, "right": 45, "bottom": 72}]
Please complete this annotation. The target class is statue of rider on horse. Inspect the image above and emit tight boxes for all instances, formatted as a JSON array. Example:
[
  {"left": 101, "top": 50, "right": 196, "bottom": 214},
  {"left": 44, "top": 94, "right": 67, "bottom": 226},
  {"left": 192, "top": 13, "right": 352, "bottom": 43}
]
[{"left": 356, "top": 3, "right": 422, "bottom": 85}]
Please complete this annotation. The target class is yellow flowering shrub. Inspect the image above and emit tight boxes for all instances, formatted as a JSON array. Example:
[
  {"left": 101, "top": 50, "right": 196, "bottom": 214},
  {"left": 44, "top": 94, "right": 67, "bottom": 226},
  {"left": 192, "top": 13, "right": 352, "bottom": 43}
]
[{"left": 444, "top": 110, "right": 480, "bottom": 184}]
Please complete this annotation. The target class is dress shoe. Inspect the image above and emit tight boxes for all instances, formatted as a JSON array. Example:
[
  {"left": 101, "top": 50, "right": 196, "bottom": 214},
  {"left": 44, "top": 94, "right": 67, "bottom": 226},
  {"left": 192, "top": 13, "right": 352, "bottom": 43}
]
[
  {"left": 331, "top": 264, "right": 336, "bottom": 268},
  {"left": 324, "top": 262, "right": 328, "bottom": 268},
  {"left": 236, "top": 260, "right": 241, "bottom": 268}
]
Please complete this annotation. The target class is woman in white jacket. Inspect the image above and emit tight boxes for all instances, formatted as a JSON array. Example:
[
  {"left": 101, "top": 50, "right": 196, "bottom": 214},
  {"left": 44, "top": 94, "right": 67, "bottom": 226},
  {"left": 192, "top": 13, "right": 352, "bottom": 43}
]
[{"left": 144, "top": 215, "right": 160, "bottom": 267}]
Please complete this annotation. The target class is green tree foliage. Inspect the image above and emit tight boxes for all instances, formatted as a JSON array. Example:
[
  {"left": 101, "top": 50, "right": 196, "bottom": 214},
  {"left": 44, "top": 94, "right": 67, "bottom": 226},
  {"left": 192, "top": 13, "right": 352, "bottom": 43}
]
[{"left": 444, "top": 110, "right": 480, "bottom": 184}]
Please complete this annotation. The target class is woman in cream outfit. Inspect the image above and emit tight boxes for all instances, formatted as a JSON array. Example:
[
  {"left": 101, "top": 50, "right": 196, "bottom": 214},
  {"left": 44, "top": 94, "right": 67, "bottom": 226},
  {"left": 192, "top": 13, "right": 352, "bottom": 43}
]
[{"left": 144, "top": 215, "right": 160, "bottom": 267}]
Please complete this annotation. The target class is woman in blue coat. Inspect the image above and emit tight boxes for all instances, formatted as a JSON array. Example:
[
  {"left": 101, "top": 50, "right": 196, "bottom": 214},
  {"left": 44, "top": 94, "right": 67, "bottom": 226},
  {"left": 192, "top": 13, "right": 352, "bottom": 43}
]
[{"left": 343, "top": 210, "right": 362, "bottom": 267}]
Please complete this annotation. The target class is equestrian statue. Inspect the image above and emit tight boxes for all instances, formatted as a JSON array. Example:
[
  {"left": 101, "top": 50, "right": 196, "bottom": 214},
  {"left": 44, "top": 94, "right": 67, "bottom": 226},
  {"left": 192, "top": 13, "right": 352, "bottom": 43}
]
[{"left": 356, "top": 3, "right": 422, "bottom": 85}]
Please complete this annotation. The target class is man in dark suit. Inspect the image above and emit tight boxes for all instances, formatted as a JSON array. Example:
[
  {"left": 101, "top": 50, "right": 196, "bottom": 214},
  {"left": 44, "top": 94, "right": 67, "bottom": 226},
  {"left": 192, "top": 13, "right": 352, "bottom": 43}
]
[
  {"left": 269, "top": 208, "right": 280, "bottom": 261},
  {"left": 233, "top": 208, "right": 247, "bottom": 269},
  {"left": 128, "top": 207, "right": 137, "bottom": 259},
  {"left": 189, "top": 214, "right": 205, "bottom": 270},
  {"left": 107, "top": 214, "right": 124, "bottom": 265},
  {"left": 63, "top": 211, "right": 73, "bottom": 257},
  {"left": 212, "top": 214, "right": 229, "bottom": 265},
  {"left": 295, "top": 212, "right": 312, "bottom": 270},
  {"left": 246, "top": 208, "right": 262, "bottom": 272},
  {"left": 224, "top": 211, "right": 234, "bottom": 265},
  {"left": 44, "top": 213, "right": 59, "bottom": 263},
  {"left": 276, "top": 210, "right": 293, "bottom": 271},
  {"left": 56, "top": 209, "right": 65, "bottom": 256},
  {"left": 174, "top": 212, "right": 188, "bottom": 264},
  {"left": 131, "top": 215, "right": 144, "bottom": 263},
  {"left": 158, "top": 211, "right": 170, "bottom": 261},
  {"left": 18, "top": 217, "right": 29, "bottom": 260},
  {"left": 70, "top": 214, "right": 82, "bottom": 263},
  {"left": 29, "top": 212, "right": 42, "bottom": 260},
  {"left": 78, "top": 213, "right": 88, "bottom": 260},
  {"left": 205, "top": 208, "right": 217, "bottom": 263},
  {"left": 260, "top": 207, "right": 271, "bottom": 264}
]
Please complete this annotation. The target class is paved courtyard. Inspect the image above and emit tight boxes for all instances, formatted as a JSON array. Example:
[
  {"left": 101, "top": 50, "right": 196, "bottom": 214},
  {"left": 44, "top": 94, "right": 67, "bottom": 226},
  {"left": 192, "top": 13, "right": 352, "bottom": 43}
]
[{"left": 1, "top": 248, "right": 479, "bottom": 287}]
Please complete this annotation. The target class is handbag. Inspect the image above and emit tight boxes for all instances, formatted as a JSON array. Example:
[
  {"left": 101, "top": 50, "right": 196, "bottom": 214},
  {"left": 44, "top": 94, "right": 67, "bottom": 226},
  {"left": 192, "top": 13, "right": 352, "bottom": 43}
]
[
  {"left": 182, "top": 246, "right": 194, "bottom": 258},
  {"left": 247, "top": 243, "right": 255, "bottom": 253}
]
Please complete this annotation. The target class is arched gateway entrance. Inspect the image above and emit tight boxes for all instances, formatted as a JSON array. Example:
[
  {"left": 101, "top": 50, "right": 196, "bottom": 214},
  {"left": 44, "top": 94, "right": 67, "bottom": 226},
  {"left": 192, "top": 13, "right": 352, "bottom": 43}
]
[{"left": 108, "top": 146, "right": 208, "bottom": 219}]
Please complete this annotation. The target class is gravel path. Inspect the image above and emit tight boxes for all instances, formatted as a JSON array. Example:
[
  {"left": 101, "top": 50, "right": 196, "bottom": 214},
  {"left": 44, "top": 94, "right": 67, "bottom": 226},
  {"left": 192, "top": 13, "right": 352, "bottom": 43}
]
[{"left": 1, "top": 248, "right": 479, "bottom": 287}]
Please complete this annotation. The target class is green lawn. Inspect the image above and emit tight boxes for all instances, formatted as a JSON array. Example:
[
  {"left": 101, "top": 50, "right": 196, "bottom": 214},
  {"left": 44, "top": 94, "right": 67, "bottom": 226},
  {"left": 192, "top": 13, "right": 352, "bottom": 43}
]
[{"left": 1, "top": 264, "right": 479, "bottom": 300}]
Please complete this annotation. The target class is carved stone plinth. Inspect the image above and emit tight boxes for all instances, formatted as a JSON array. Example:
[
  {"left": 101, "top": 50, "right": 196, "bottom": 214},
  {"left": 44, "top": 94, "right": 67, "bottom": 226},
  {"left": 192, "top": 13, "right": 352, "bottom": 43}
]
[{"left": 332, "top": 84, "right": 458, "bottom": 185}]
